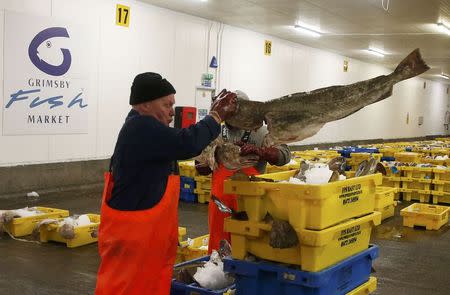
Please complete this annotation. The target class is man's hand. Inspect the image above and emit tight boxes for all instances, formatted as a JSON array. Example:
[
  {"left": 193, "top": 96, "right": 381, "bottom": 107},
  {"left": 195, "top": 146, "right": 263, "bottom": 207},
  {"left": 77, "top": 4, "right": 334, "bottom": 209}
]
[
  {"left": 209, "top": 89, "right": 237, "bottom": 122},
  {"left": 236, "top": 142, "right": 280, "bottom": 165}
]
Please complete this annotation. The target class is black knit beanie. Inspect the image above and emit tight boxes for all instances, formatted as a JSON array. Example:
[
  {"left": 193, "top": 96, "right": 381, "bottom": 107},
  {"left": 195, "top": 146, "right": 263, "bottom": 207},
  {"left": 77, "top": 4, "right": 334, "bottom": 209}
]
[{"left": 129, "top": 72, "right": 176, "bottom": 105}]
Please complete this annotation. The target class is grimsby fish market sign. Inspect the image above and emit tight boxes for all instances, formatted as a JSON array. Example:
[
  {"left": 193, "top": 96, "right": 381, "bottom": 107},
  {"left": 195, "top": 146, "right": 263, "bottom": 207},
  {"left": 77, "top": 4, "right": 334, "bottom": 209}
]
[{"left": 3, "top": 12, "right": 90, "bottom": 135}]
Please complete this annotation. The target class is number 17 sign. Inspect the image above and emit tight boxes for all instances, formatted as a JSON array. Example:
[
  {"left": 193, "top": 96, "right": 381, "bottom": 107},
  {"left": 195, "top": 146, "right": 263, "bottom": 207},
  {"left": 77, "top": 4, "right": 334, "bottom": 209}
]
[{"left": 116, "top": 4, "right": 130, "bottom": 27}]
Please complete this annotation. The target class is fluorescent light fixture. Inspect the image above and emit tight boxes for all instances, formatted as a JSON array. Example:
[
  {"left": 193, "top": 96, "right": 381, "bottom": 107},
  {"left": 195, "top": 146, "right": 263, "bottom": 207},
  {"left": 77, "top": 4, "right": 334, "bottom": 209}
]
[
  {"left": 366, "top": 48, "right": 386, "bottom": 57},
  {"left": 294, "top": 24, "right": 321, "bottom": 38},
  {"left": 439, "top": 73, "right": 449, "bottom": 80},
  {"left": 437, "top": 22, "right": 450, "bottom": 35}
]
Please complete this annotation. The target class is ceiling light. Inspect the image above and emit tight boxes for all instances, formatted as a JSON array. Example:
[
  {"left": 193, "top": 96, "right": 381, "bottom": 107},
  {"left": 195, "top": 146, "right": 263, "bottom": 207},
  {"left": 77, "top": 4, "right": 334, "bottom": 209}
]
[
  {"left": 294, "top": 24, "right": 321, "bottom": 38},
  {"left": 439, "top": 73, "right": 449, "bottom": 80},
  {"left": 437, "top": 22, "right": 450, "bottom": 35},
  {"left": 365, "top": 48, "right": 386, "bottom": 57}
]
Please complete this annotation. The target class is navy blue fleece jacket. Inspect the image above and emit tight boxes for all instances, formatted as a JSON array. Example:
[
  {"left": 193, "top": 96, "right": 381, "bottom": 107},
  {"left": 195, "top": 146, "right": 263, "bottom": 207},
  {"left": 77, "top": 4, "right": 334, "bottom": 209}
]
[{"left": 108, "top": 109, "right": 220, "bottom": 210}]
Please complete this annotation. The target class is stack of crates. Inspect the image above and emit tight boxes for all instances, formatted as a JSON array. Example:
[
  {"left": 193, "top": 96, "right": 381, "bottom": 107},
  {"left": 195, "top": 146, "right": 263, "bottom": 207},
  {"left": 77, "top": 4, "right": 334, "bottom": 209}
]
[
  {"left": 194, "top": 175, "right": 212, "bottom": 204},
  {"left": 431, "top": 167, "right": 450, "bottom": 204},
  {"left": 398, "top": 166, "right": 433, "bottom": 203},
  {"left": 374, "top": 187, "right": 397, "bottom": 221},
  {"left": 180, "top": 176, "right": 197, "bottom": 202},
  {"left": 380, "top": 163, "right": 402, "bottom": 200},
  {"left": 221, "top": 169, "right": 382, "bottom": 294}
]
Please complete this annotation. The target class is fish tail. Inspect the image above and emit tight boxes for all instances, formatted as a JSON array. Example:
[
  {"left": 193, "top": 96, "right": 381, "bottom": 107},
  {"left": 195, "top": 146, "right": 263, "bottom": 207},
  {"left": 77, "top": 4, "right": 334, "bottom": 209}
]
[{"left": 393, "top": 48, "right": 430, "bottom": 81}]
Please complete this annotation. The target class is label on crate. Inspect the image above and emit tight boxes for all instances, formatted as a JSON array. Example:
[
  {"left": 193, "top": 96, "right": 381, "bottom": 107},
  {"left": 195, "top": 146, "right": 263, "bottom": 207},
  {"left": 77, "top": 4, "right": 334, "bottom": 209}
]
[
  {"left": 338, "top": 225, "right": 361, "bottom": 247},
  {"left": 339, "top": 184, "right": 362, "bottom": 205}
]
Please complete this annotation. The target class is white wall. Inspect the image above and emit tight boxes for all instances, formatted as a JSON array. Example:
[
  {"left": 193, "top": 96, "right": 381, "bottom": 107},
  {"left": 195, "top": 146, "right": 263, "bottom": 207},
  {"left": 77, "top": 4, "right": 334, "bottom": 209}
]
[
  {"left": 218, "top": 25, "right": 450, "bottom": 145},
  {"left": 0, "top": 0, "right": 448, "bottom": 166}
]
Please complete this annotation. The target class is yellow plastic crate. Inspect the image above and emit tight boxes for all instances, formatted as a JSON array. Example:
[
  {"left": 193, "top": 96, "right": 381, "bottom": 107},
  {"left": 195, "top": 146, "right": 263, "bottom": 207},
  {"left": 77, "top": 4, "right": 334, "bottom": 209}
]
[
  {"left": 225, "top": 211, "right": 381, "bottom": 272},
  {"left": 4, "top": 207, "right": 70, "bottom": 237},
  {"left": 178, "top": 227, "right": 187, "bottom": 242},
  {"left": 399, "top": 188, "right": 431, "bottom": 203},
  {"left": 292, "top": 150, "right": 339, "bottom": 161},
  {"left": 431, "top": 191, "right": 450, "bottom": 204},
  {"left": 346, "top": 277, "right": 377, "bottom": 295},
  {"left": 375, "top": 201, "right": 397, "bottom": 221},
  {"left": 398, "top": 166, "right": 433, "bottom": 179},
  {"left": 194, "top": 188, "right": 211, "bottom": 203},
  {"left": 176, "top": 234, "right": 209, "bottom": 264},
  {"left": 381, "top": 177, "right": 401, "bottom": 200},
  {"left": 194, "top": 175, "right": 211, "bottom": 191},
  {"left": 432, "top": 179, "right": 450, "bottom": 194},
  {"left": 178, "top": 161, "right": 198, "bottom": 178},
  {"left": 421, "top": 158, "right": 446, "bottom": 166},
  {"left": 347, "top": 153, "right": 382, "bottom": 169},
  {"left": 224, "top": 170, "right": 381, "bottom": 230},
  {"left": 394, "top": 152, "right": 422, "bottom": 163},
  {"left": 375, "top": 187, "right": 396, "bottom": 209},
  {"left": 345, "top": 171, "right": 356, "bottom": 178},
  {"left": 401, "top": 178, "right": 432, "bottom": 191},
  {"left": 432, "top": 168, "right": 450, "bottom": 181},
  {"left": 429, "top": 149, "right": 450, "bottom": 157},
  {"left": 400, "top": 203, "right": 449, "bottom": 230},
  {"left": 379, "top": 147, "right": 404, "bottom": 158},
  {"left": 39, "top": 214, "right": 100, "bottom": 248}
]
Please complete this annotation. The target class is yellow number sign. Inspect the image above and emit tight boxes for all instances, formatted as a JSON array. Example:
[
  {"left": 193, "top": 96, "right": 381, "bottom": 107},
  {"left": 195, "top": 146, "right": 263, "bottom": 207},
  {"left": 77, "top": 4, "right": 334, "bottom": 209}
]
[
  {"left": 116, "top": 4, "right": 130, "bottom": 27},
  {"left": 264, "top": 40, "right": 272, "bottom": 56}
]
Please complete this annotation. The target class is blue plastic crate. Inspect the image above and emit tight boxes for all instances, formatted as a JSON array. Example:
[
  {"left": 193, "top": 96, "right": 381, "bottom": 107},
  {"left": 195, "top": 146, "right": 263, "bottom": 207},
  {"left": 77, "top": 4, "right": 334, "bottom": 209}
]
[
  {"left": 337, "top": 148, "right": 379, "bottom": 158},
  {"left": 180, "top": 190, "right": 197, "bottom": 203},
  {"left": 171, "top": 256, "right": 235, "bottom": 295},
  {"left": 223, "top": 245, "right": 378, "bottom": 295},
  {"left": 381, "top": 156, "right": 395, "bottom": 162},
  {"left": 180, "top": 176, "right": 196, "bottom": 193}
]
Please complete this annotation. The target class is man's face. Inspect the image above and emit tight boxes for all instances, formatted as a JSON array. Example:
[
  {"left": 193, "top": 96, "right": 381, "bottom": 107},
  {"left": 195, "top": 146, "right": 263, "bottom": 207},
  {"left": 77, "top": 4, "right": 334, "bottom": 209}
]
[{"left": 143, "top": 94, "right": 175, "bottom": 126}]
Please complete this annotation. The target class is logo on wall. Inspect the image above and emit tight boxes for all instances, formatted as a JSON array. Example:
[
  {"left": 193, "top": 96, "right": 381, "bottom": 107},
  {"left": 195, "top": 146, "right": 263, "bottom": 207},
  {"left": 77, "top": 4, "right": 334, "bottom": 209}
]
[
  {"left": 28, "top": 27, "right": 72, "bottom": 76},
  {"left": 3, "top": 12, "right": 91, "bottom": 135}
]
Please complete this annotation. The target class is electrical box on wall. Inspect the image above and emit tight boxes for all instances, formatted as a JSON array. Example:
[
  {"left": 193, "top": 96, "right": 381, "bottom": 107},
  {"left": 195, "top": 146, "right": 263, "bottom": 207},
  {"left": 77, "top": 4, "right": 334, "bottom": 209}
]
[
  {"left": 195, "top": 86, "right": 215, "bottom": 121},
  {"left": 174, "top": 106, "right": 196, "bottom": 128}
]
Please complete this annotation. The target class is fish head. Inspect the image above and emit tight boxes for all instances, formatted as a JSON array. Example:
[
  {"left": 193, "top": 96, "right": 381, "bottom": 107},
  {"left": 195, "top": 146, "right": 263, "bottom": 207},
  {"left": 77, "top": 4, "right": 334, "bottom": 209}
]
[
  {"left": 328, "top": 156, "right": 347, "bottom": 174},
  {"left": 59, "top": 223, "right": 75, "bottom": 240}
]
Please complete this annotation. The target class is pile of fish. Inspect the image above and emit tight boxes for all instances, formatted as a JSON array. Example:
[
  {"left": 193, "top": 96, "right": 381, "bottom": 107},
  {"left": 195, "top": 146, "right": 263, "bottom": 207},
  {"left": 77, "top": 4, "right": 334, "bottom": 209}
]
[
  {"left": 196, "top": 48, "right": 430, "bottom": 171},
  {"left": 173, "top": 240, "right": 234, "bottom": 291}
]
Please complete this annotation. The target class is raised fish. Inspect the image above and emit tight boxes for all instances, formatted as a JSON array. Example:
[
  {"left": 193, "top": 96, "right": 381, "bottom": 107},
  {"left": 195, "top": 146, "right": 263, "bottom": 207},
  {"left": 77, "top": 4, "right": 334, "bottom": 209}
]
[{"left": 197, "top": 48, "right": 429, "bottom": 170}]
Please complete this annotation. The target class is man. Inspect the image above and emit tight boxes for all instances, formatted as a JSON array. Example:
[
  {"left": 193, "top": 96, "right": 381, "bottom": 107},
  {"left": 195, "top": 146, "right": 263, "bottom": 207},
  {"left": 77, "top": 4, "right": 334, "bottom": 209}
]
[
  {"left": 196, "top": 90, "right": 291, "bottom": 253},
  {"left": 95, "top": 72, "right": 237, "bottom": 295}
]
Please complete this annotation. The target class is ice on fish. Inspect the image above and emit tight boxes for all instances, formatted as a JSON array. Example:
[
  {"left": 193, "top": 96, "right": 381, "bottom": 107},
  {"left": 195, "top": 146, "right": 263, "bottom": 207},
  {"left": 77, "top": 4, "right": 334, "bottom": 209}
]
[{"left": 193, "top": 251, "right": 234, "bottom": 290}]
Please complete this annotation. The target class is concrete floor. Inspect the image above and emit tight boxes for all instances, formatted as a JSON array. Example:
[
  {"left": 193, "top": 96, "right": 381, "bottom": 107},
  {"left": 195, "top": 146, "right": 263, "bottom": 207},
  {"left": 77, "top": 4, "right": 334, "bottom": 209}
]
[{"left": 0, "top": 187, "right": 449, "bottom": 295}]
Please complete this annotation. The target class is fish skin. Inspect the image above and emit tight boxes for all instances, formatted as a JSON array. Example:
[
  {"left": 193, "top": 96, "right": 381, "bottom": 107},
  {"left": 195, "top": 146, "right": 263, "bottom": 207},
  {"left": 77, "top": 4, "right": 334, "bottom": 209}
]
[
  {"left": 227, "top": 48, "right": 430, "bottom": 147},
  {"left": 197, "top": 49, "right": 429, "bottom": 170}
]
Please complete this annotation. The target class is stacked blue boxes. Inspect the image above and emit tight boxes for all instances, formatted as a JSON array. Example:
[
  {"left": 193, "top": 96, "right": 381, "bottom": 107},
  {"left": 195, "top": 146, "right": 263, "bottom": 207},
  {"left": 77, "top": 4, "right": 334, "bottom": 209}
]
[
  {"left": 171, "top": 256, "right": 235, "bottom": 295},
  {"left": 337, "top": 147, "right": 379, "bottom": 158},
  {"left": 223, "top": 245, "right": 378, "bottom": 295},
  {"left": 180, "top": 176, "right": 197, "bottom": 202}
]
